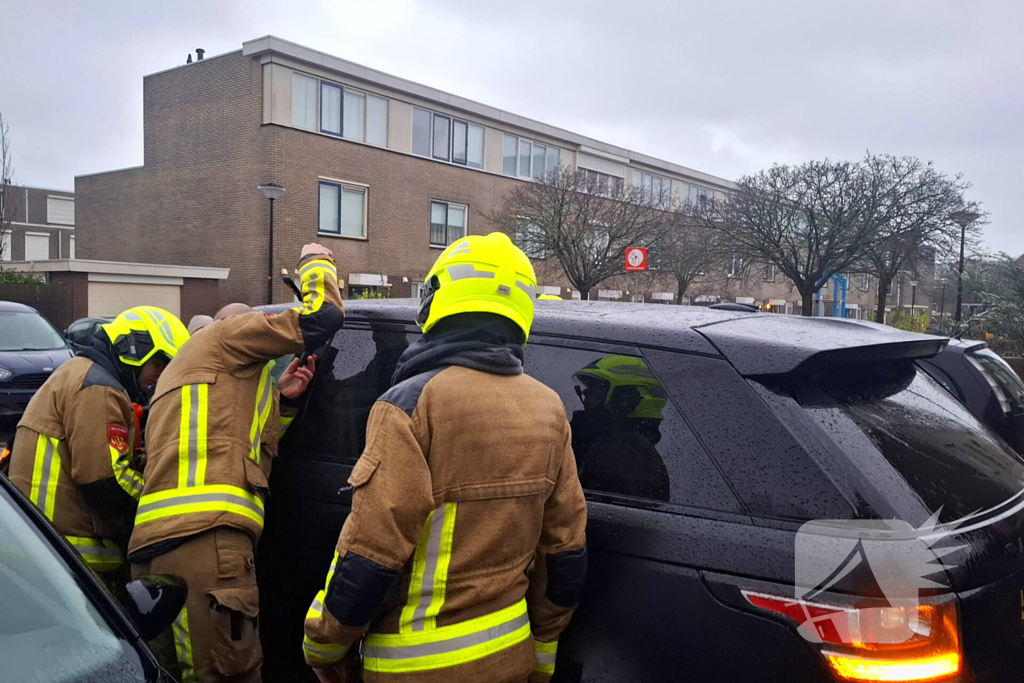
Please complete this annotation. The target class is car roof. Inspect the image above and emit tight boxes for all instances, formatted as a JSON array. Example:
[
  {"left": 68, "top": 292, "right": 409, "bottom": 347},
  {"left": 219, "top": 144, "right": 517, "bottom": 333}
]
[
  {"left": 0, "top": 300, "right": 38, "bottom": 313},
  {"left": 262, "top": 299, "right": 947, "bottom": 376}
]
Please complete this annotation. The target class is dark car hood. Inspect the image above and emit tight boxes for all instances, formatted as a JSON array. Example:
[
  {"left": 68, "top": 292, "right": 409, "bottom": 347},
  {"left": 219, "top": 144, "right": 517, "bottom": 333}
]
[{"left": 0, "top": 347, "right": 74, "bottom": 372}]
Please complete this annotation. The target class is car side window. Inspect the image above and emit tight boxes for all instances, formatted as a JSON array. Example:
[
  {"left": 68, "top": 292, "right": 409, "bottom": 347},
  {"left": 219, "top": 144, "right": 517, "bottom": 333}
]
[
  {"left": 67, "top": 322, "right": 89, "bottom": 345},
  {"left": 280, "top": 325, "right": 413, "bottom": 464},
  {"left": 524, "top": 341, "right": 743, "bottom": 514},
  {"left": 645, "top": 348, "right": 854, "bottom": 521}
]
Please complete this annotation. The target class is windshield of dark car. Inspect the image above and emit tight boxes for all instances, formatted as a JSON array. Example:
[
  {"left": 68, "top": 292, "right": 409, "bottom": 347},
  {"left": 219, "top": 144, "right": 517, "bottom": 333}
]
[
  {"left": 0, "top": 311, "right": 67, "bottom": 352},
  {"left": 0, "top": 484, "right": 147, "bottom": 682},
  {"left": 763, "top": 360, "right": 1024, "bottom": 524}
]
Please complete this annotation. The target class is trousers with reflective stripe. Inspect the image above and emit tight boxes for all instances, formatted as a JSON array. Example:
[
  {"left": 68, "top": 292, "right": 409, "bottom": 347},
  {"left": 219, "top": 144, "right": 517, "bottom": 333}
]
[{"left": 67, "top": 535, "right": 124, "bottom": 571}]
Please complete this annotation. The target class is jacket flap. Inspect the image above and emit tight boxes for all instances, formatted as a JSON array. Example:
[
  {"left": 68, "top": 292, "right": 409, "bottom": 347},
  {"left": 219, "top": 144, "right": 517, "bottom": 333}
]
[
  {"left": 347, "top": 456, "right": 380, "bottom": 488},
  {"left": 207, "top": 585, "right": 259, "bottom": 618},
  {"left": 151, "top": 370, "right": 218, "bottom": 404},
  {"left": 243, "top": 456, "right": 269, "bottom": 492}
]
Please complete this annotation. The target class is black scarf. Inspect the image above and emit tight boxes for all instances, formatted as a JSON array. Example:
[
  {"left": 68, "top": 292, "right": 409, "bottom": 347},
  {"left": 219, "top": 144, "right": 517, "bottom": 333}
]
[{"left": 391, "top": 313, "right": 525, "bottom": 385}]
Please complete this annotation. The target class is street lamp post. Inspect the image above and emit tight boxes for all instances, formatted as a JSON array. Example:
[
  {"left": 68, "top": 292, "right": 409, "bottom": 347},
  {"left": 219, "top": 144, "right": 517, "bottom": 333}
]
[
  {"left": 258, "top": 183, "right": 286, "bottom": 305},
  {"left": 938, "top": 277, "right": 947, "bottom": 317},
  {"left": 950, "top": 210, "right": 979, "bottom": 325},
  {"left": 910, "top": 280, "right": 918, "bottom": 314}
]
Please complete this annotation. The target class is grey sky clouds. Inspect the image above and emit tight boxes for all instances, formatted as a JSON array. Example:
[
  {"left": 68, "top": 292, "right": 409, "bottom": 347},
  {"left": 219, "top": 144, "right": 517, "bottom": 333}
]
[{"left": 2, "top": 0, "right": 1020, "bottom": 256}]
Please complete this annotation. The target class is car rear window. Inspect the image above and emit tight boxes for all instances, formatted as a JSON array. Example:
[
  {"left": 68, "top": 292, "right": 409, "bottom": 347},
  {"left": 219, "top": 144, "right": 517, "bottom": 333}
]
[
  {"left": 969, "top": 349, "right": 1024, "bottom": 414},
  {"left": 764, "top": 360, "right": 1024, "bottom": 525}
]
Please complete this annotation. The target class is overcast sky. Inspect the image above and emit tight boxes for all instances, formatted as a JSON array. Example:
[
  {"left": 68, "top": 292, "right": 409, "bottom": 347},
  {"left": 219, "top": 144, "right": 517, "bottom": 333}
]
[{"left": 2, "top": 0, "right": 1021, "bottom": 256}]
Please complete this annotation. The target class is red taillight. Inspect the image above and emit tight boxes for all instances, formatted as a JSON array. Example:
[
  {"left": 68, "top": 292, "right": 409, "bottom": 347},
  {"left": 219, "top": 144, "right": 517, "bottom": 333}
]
[{"left": 743, "top": 590, "right": 961, "bottom": 682}]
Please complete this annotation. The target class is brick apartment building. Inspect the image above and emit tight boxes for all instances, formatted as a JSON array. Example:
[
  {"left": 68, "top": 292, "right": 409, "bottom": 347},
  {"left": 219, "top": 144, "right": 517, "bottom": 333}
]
[
  {"left": 1, "top": 185, "right": 76, "bottom": 262},
  {"left": 76, "top": 36, "right": 930, "bottom": 318}
]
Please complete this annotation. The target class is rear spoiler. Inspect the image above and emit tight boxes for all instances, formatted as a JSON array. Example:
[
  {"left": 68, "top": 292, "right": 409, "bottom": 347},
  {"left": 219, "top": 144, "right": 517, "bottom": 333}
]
[{"left": 696, "top": 316, "right": 948, "bottom": 377}]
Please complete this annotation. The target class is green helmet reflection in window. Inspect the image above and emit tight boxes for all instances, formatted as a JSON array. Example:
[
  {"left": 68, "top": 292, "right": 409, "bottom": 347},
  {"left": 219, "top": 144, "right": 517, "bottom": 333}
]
[{"left": 573, "top": 355, "right": 667, "bottom": 420}]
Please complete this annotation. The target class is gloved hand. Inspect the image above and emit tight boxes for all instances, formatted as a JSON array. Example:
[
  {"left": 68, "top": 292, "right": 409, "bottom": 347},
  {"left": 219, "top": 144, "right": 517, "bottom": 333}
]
[{"left": 301, "top": 242, "right": 333, "bottom": 259}]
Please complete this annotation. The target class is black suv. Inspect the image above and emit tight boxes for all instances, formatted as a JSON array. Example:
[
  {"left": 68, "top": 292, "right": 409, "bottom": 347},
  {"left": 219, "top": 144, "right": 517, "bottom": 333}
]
[{"left": 258, "top": 300, "right": 1024, "bottom": 683}]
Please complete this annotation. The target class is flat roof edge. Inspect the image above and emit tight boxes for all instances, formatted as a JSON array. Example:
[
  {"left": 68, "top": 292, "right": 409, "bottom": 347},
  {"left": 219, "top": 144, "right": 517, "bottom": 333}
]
[{"left": 2, "top": 259, "right": 231, "bottom": 280}]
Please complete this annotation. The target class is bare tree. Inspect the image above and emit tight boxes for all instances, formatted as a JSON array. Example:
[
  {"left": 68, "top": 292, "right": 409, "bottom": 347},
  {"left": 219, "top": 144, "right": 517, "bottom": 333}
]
[
  {"left": 856, "top": 153, "right": 980, "bottom": 322},
  {"left": 490, "top": 167, "right": 671, "bottom": 300},
  {"left": 0, "top": 113, "right": 18, "bottom": 264},
  {"left": 656, "top": 212, "right": 722, "bottom": 304},
  {"left": 695, "top": 160, "right": 879, "bottom": 315}
]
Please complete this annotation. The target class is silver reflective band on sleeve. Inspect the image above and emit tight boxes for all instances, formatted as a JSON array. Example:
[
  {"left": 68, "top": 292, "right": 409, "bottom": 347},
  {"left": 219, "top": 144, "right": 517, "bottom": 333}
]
[{"left": 535, "top": 651, "right": 556, "bottom": 665}]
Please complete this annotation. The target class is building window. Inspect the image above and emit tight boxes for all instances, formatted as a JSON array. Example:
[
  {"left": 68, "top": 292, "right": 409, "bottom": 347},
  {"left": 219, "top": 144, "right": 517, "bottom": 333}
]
[
  {"left": 579, "top": 168, "right": 623, "bottom": 196},
  {"left": 367, "top": 95, "right": 388, "bottom": 146},
  {"left": 761, "top": 263, "right": 776, "bottom": 282},
  {"left": 728, "top": 255, "right": 743, "bottom": 279},
  {"left": 452, "top": 119, "right": 468, "bottom": 165},
  {"left": 432, "top": 114, "right": 451, "bottom": 161},
  {"left": 319, "top": 181, "right": 366, "bottom": 238},
  {"left": 411, "top": 281, "right": 426, "bottom": 300},
  {"left": 502, "top": 133, "right": 560, "bottom": 179},
  {"left": 859, "top": 273, "right": 871, "bottom": 291},
  {"left": 0, "top": 231, "right": 10, "bottom": 261},
  {"left": 466, "top": 123, "right": 484, "bottom": 169},
  {"left": 320, "top": 82, "right": 342, "bottom": 136},
  {"left": 516, "top": 220, "right": 545, "bottom": 259},
  {"left": 430, "top": 201, "right": 467, "bottom": 247},
  {"left": 24, "top": 233, "right": 50, "bottom": 261},
  {"left": 292, "top": 73, "right": 318, "bottom": 130},
  {"left": 634, "top": 170, "right": 672, "bottom": 207},
  {"left": 412, "top": 108, "right": 432, "bottom": 157},
  {"left": 46, "top": 196, "right": 75, "bottom": 225},
  {"left": 344, "top": 90, "right": 366, "bottom": 142}
]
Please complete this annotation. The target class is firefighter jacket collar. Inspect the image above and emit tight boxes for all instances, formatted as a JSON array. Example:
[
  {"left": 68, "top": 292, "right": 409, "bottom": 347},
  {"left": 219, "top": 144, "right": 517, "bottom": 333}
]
[
  {"left": 76, "top": 335, "right": 132, "bottom": 398},
  {"left": 391, "top": 313, "right": 524, "bottom": 385}
]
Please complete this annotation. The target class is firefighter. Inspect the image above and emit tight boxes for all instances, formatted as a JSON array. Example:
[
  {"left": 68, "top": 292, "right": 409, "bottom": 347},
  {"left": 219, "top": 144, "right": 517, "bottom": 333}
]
[
  {"left": 128, "top": 243, "right": 344, "bottom": 683},
  {"left": 303, "top": 232, "right": 588, "bottom": 683},
  {"left": 8, "top": 306, "right": 189, "bottom": 577}
]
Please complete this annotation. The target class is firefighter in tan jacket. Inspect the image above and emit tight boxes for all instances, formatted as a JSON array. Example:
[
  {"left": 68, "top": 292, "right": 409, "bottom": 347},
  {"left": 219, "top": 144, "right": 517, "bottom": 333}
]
[
  {"left": 129, "top": 244, "right": 345, "bottom": 683},
  {"left": 8, "top": 306, "right": 188, "bottom": 576},
  {"left": 304, "top": 232, "right": 588, "bottom": 683}
]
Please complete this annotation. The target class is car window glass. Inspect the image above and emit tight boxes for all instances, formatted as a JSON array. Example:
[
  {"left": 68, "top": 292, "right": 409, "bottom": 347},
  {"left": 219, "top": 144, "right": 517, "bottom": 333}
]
[
  {"left": 0, "top": 485, "right": 146, "bottom": 682},
  {"left": 0, "top": 312, "right": 66, "bottom": 352},
  {"left": 523, "top": 342, "right": 743, "bottom": 513},
  {"left": 972, "top": 349, "right": 1024, "bottom": 412},
  {"left": 645, "top": 348, "right": 854, "bottom": 521},
  {"left": 281, "top": 325, "right": 412, "bottom": 464},
  {"left": 767, "top": 360, "right": 1024, "bottom": 526},
  {"left": 916, "top": 361, "right": 960, "bottom": 401}
]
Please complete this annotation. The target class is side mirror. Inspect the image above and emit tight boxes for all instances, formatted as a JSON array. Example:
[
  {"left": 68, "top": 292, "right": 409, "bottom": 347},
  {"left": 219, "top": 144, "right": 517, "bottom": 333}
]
[{"left": 122, "top": 574, "right": 188, "bottom": 641}]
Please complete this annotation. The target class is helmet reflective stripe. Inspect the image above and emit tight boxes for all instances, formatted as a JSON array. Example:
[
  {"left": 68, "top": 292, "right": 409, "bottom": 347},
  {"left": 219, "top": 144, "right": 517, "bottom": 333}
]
[
  {"left": 447, "top": 264, "right": 495, "bottom": 281},
  {"left": 144, "top": 307, "right": 177, "bottom": 348},
  {"left": 516, "top": 280, "right": 536, "bottom": 299}
]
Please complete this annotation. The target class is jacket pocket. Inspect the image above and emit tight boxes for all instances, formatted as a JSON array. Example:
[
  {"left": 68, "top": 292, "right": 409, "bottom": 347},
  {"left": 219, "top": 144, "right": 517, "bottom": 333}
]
[
  {"left": 243, "top": 455, "right": 270, "bottom": 495},
  {"left": 206, "top": 584, "right": 262, "bottom": 677},
  {"left": 347, "top": 455, "right": 379, "bottom": 488}
]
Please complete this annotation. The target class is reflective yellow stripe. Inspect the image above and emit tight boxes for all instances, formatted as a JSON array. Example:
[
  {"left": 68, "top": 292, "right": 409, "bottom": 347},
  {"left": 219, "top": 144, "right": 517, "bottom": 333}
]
[
  {"left": 364, "top": 599, "right": 531, "bottom": 673},
  {"left": 177, "top": 384, "right": 209, "bottom": 488},
  {"left": 173, "top": 607, "right": 196, "bottom": 683},
  {"left": 304, "top": 551, "right": 348, "bottom": 664},
  {"left": 279, "top": 414, "right": 295, "bottom": 438},
  {"left": 30, "top": 434, "right": 60, "bottom": 520},
  {"left": 67, "top": 536, "right": 123, "bottom": 571},
  {"left": 534, "top": 640, "right": 557, "bottom": 675},
  {"left": 109, "top": 445, "right": 144, "bottom": 500},
  {"left": 136, "top": 485, "right": 265, "bottom": 527},
  {"left": 299, "top": 259, "right": 335, "bottom": 314},
  {"left": 400, "top": 502, "right": 458, "bottom": 633},
  {"left": 248, "top": 363, "right": 274, "bottom": 464}
]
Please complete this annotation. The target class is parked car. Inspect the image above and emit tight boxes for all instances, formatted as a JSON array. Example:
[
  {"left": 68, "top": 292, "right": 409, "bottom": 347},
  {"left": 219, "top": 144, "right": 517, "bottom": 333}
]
[
  {"left": 917, "top": 337, "right": 1024, "bottom": 454},
  {"left": 257, "top": 300, "right": 1024, "bottom": 683},
  {"left": 0, "top": 301, "right": 74, "bottom": 421},
  {"left": 0, "top": 468, "right": 183, "bottom": 682},
  {"left": 65, "top": 316, "right": 112, "bottom": 350}
]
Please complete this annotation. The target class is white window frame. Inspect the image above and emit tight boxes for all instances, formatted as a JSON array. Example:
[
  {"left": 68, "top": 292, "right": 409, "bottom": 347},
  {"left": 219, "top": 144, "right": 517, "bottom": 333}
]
[
  {"left": 412, "top": 108, "right": 486, "bottom": 169},
  {"left": 859, "top": 273, "right": 871, "bottom": 291},
  {"left": 502, "top": 133, "right": 560, "bottom": 180},
  {"left": 24, "top": 232, "right": 51, "bottom": 261},
  {"left": 515, "top": 219, "right": 545, "bottom": 259},
  {"left": 728, "top": 255, "right": 744, "bottom": 279},
  {"left": 633, "top": 170, "right": 672, "bottom": 208},
  {"left": 579, "top": 167, "right": 623, "bottom": 197},
  {"left": 292, "top": 72, "right": 319, "bottom": 131},
  {"left": 761, "top": 263, "right": 776, "bottom": 282},
  {"left": 317, "top": 179, "right": 368, "bottom": 240},
  {"left": 429, "top": 200, "right": 468, "bottom": 248}
]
